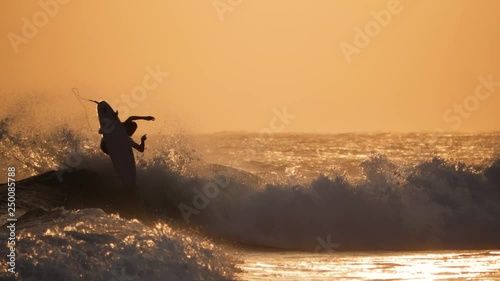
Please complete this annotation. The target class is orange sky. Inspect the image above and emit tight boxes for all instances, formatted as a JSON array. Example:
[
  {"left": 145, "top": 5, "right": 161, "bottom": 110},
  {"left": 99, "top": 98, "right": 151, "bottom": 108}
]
[{"left": 1, "top": 0, "right": 499, "bottom": 133}]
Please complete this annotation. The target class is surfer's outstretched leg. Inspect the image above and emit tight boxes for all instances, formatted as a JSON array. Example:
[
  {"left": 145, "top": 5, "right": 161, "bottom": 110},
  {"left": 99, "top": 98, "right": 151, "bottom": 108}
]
[{"left": 130, "top": 134, "right": 147, "bottom": 152}]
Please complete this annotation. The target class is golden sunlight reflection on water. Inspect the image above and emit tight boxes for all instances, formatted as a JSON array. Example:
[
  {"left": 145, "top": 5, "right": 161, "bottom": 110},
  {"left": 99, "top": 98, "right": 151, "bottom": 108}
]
[{"left": 237, "top": 250, "right": 500, "bottom": 280}]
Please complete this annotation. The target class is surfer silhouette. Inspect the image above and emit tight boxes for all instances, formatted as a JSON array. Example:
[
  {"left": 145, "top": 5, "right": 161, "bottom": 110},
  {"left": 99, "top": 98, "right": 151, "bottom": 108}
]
[
  {"left": 93, "top": 102, "right": 153, "bottom": 186},
  {"left": 100, "top": 113, "right": 155, "bottom": 155},
  {"left": 72, "top": 87, "right": 153, "bottom": 186},
  {"left": 94, "top": 101, "right": 155, "bottom": 186}
]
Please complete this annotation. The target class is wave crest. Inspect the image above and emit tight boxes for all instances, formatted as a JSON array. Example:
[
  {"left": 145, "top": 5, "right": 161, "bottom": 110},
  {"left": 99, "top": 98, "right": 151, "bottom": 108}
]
[{"left": 2, "top": 122, "right": 500, "bottom": 251}]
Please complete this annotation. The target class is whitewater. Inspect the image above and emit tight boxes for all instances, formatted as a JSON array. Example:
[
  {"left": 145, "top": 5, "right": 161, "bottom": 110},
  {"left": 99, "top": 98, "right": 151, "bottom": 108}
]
[{"left": 1, "top": 119, "right": 500, "bottom": 280}]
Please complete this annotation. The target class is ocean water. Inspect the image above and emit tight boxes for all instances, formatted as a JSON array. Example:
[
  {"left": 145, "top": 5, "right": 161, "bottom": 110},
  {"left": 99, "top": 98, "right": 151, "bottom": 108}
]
[
  {"left": 1, "top": 123, "right": 500, "bottom": 280},
  {"left": 237, "top": 250, "right": 500, "bottom": 280}
]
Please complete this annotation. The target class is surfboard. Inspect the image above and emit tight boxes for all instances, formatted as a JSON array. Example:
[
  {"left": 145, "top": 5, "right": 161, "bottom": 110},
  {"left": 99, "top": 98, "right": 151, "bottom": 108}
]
[{"left": 96, "top": 101, "right": 136, "bottom": 186}]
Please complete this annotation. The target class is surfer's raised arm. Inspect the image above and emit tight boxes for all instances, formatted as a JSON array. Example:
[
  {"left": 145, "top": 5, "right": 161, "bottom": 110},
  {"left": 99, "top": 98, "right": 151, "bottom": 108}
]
[
  {"left": 122, "top": 116, "right": 155, "bottom": 137},
  {"left": 125, "top": 116, "right": 155, "bottom": 122}
]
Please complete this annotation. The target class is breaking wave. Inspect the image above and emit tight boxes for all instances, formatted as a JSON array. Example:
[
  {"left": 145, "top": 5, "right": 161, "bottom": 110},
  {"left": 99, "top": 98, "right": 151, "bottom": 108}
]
[{"left": 1, "top": 119, "right": 500, "bottom": 258}]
